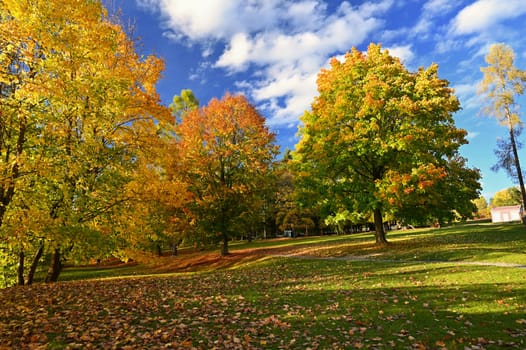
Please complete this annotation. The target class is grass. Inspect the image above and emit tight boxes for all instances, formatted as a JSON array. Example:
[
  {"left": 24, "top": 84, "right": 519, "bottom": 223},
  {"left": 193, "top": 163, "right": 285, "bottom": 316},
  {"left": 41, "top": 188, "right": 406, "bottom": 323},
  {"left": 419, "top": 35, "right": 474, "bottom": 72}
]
[
  {"left": 229, "top": 222, "right": 526, "bottom": 264},
  {"left": 1, "top": 222, "right": 526, "bottom": 349}
]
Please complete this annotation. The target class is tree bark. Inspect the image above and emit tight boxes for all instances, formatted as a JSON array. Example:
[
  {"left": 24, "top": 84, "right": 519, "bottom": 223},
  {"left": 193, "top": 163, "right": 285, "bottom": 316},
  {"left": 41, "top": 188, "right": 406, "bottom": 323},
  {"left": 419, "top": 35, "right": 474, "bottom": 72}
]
[
  {"left": 45, "top": 248, "right": 63, "bottom": 283},
  {"left": 171, "top": 242, "right": 178, "bottom": 256},
  {"left": 373, "top": 208, "right": 388, "bottom": 245},
  {"left": 221, "top": 234, "right": 229, "bottom": 256},
  {"left": 17, "top": 251, "right": 25, "bottom": 286},
  {"left": 508, "top": 125, "right": 526, "bottom": 224},
  {"left": 26, "top": 244, "right": 44, "bottom": 285}
]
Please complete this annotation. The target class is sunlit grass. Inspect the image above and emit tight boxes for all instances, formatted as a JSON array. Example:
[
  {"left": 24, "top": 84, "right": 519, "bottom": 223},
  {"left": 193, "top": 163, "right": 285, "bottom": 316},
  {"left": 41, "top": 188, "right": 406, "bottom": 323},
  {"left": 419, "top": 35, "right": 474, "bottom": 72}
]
[
  {"left": 232, "top": 222, "right": 526, "bottom": 265},
  {"left": 3, "top": 223, "right": 526, "bottom": 349}
]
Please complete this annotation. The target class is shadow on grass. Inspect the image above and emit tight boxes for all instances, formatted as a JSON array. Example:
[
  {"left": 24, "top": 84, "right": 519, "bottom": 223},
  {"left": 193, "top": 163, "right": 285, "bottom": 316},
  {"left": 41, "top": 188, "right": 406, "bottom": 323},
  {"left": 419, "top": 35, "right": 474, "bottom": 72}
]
[{"left": 2, "top": 257, "right": 525, "bottom": 349}]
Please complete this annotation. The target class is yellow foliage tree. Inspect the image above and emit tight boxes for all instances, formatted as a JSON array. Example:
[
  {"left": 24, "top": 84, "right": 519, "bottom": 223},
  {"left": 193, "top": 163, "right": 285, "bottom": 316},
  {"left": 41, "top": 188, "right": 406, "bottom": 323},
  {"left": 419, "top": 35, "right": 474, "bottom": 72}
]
[
  {"left": 0, "top": 0, "right": 171, "bottom": 284},
  {"left": 479, "top": 43, "right": 526, "bottom": 215}
]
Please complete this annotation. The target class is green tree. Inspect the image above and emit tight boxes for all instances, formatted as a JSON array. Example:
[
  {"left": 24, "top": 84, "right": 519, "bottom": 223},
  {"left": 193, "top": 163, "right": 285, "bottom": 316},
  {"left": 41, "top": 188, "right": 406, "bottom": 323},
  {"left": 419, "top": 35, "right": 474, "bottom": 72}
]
[
  {"left": 490, "top": 187, "right": 522, "bottom": 207},
  {"left": 479, "top": 43, "right": 526, "bottom": 218},
  {"left": 171, "top": 89, "right": 200, "bottom": 123},
  {"left": 174, "top": 94, "right": 278, "bottom": 255},
  {"left": 274, "top": 152, "right": 319, "bottom": 237},
  {"left": 392, "top": 155, "right": 481, "bottom": 226},
  {"left": 294, "top": 43, "right": 479, "bottom": 244}
]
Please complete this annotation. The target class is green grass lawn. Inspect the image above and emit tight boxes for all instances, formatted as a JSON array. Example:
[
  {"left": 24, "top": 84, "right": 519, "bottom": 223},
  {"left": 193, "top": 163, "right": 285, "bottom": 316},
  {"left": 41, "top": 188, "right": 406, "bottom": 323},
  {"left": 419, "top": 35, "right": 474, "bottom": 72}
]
[
  {"left": 1, "top": 222, "right": 525, "bottom": 349},
  {"left": 231, "top": 221, "right": 526, "bottom": 265}
]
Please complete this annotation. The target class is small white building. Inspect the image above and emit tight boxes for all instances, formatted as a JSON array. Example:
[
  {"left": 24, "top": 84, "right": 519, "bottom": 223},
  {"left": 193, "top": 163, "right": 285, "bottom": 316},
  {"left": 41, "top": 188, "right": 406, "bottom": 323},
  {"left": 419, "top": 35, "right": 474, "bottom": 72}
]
[{"left": 490, "top": 205, "right": 523, "bottom": 223}]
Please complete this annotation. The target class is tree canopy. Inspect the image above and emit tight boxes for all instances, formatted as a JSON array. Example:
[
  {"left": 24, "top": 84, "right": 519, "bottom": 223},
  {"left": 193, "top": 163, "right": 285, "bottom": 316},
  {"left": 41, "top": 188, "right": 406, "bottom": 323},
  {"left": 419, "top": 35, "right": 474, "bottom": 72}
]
[
  {"left": 491, "top": 187, "right": 522, "bottom": 208},
  {"left": 0, "top": 0, "right": 170, "bottom": 284},
  {"left": 172, "top": 94, "right": 278, "bottom": 255},
  {"left": 1, "top": 0, "right": 493, "bottom": 286},
  {"left": 294, "top": 43, "right": 480, "bottom": 243}
]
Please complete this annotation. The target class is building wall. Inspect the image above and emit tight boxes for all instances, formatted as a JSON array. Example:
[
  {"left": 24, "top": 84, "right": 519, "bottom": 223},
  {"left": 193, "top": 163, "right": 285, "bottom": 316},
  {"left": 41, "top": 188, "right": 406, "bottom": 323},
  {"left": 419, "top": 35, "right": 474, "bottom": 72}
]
[{"left": 490, "top": 205, "right": 523, "bottom": 223}]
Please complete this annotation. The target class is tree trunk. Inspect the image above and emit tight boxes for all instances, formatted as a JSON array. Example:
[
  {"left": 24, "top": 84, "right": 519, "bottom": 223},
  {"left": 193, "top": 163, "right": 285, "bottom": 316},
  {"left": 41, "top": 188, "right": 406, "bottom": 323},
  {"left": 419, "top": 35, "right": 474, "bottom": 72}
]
[
  {"left": 509, "top": 126, "right": 526, "bottom": 224},
  {"left": 45, "top": 248, "right": 63, "bottom": 283},
  {"left": 171, "top": 242, "right": 178, "bottom": 256},
  {"left": 26, "top": 244, "right": 44, "bottom": 285},
  {"left": 17, "top": 251, "right": 25, "bottom": 286},
  {"left": 373, "top": 208, "right": 388, "bottom": 245},
  {"left": 156, "top": 244, "right": 162, "bottom": 257},
  {"left": 221, "top": 234, "right": 229, "bottom": 256}
]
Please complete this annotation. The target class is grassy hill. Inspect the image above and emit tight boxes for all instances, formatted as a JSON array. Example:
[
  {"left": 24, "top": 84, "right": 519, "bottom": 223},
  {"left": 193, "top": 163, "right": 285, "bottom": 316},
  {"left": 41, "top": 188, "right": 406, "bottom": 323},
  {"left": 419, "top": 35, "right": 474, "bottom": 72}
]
[{"left": 1, "top": 223, "right": 525, "bottom": 349}]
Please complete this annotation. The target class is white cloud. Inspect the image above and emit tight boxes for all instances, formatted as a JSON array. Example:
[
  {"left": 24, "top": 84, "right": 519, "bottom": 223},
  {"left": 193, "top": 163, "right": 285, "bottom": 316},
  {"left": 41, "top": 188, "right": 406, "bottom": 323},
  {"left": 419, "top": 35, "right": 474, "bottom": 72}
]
[
  {"left": 215, "top": 33, "right": 253, "bottom": 71},
  {"left": 138, "top": 0, "right": 395, "bottom": 126},
  {"left": 213, "top": 1, "right": 390, "bottom": 125},
  {"left": 451, "top": 0, "right": 526, "bottom": 35},
  {"left": 386, "top": 44, "right": 414, "bottom": 63},
  {"left": 423, "top": 0, "right": 455, "bottom": 14},
  {"left": 139, "top": 0, "right": 327, "bottom": 41},
  {"left": 467, "top": 131, "right": 480, "bottom": 140},
  {"left": 452, "top": 82, "right": 483, "bottom": 111},
  {"left": 453, "top": 83, "right": 477, "bottom": 96}
]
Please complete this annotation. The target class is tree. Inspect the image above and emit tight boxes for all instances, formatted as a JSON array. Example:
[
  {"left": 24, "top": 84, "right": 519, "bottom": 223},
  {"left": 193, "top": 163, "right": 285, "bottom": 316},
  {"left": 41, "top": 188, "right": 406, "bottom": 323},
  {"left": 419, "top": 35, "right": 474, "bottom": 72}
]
[
  {"left": 294, "top": 43, "right": 479, "bottom": 244},
  {"left": 274, "top": 153, "right": 319, "bottom": 237},
  {"left": 0, "top": 0, "right": 170, "bottom": 284},
  {"left": 171, "top": 89, "right": 199, "bottom": 123},
  {"left": 174, "top": 94, "right": 278, "bottom": 255},
  {"left": 490, "top": 187, "right": 522, "bottom": 207},
  {"left": 390, "top": 155, "right": 481, "bottom": 226},
  {"left": 473, "top": 196, "right": 489, "bottom": 219},
  {"left": 479, "top": 43, "right": 526, "bottom": 218},
  {"left": 492, "top": 129, "right": 523, "bottom": 180}
]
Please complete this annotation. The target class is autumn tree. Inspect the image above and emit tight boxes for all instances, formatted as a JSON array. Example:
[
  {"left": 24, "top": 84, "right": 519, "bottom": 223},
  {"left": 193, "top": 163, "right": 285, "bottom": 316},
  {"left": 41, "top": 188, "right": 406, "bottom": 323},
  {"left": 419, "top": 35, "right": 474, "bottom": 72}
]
[
  {"left": 473, "top": 196, "right": 489, "bottom": 218},
  {"left": 117, "top": 131, "right": 190, "bottom": 259},
  {"left": 114, "top": 90, "right": 201, "bottom": 258},
  {"left": 294, "top": 43, "right": 480, "bottom": 244},
  {"left": 274, "top": 150, "right": 321, "bottom": 237},
  {"left": 390, "top": 155, "right": 480, "bottom": 226},
  {"left": 0, "top": 0, "right": 170, "bottom": 284},
  {"left": 479, "top": 43, "right": 526, "bottom": 214},
  {"left": 174, "top": 94, "right": 278, "bottom": 255},
  {"left": 490, "top": 187, "right": 522, "bottom": 207}
]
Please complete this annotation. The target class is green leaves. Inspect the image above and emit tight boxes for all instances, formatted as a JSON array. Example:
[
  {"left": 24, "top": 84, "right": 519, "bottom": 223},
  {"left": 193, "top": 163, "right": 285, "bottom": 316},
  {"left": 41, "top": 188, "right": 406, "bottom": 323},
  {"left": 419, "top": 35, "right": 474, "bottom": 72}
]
[{"left": 295, "top": 43, "right": 480, "bottom": 234}]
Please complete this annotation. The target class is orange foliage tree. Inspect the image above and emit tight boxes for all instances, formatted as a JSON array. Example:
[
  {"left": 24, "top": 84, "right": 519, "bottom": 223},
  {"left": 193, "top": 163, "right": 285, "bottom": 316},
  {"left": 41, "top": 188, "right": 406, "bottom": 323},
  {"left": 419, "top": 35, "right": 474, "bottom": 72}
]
[{"left": 173, "top": 94, "right": 278, "bottom": 255}]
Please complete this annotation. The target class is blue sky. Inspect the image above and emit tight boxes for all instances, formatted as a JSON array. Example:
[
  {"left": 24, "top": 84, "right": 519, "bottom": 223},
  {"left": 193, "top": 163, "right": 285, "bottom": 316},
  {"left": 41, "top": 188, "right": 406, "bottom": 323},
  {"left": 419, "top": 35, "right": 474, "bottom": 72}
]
[{"left": 113, "top": 0, "right": 526, "bottom": 201}]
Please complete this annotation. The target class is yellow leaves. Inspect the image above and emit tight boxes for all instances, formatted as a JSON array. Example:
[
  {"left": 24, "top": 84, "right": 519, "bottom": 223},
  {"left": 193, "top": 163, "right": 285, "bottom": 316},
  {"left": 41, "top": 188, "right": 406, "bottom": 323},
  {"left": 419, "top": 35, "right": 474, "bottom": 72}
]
[
  {"left": 479, "top": 43, "right": 526, "bottom": 126},
  {"left": 0, "top": 0, "right": 172, "bottom": 271}
]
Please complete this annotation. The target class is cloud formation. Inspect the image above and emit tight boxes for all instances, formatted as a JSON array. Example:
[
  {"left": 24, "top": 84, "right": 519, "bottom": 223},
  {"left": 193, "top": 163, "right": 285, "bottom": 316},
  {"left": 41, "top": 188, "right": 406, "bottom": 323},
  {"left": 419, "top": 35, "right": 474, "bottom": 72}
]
[
  {"left": 137, "top": 0, "right": 395, "bottom": 126},
  {"left": 451, "top": 0, "right": 526, "bottom": 35},
  {"left": 138, "top": 0, "right": 526, "bottom": 128}
]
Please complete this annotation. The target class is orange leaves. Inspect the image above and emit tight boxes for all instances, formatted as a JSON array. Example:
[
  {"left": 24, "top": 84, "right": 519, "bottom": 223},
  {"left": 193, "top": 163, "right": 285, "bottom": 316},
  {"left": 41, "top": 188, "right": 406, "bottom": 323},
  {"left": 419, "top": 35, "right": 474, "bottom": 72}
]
[
  {"left": 169, "top": 94, "right": 278, "bottom": 252},
  {"left": 380, "top": 164, "right": 448, "bottom": 209}
]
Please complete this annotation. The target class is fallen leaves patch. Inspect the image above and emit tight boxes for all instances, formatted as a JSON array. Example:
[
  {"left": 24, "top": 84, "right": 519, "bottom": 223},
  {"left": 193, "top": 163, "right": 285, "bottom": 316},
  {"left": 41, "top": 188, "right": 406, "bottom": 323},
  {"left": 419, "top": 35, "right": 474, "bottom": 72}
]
[{"left": 1, "top": 259, "right": 525, "bottom": 349}]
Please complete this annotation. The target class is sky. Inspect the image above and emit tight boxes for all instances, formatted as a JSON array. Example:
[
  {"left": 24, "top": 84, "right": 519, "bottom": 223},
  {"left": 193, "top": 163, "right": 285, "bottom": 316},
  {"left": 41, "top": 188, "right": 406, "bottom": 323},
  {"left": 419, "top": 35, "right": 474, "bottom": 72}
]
[{"left": 111, "top": 0, "right": 526, "bottom": 201}]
